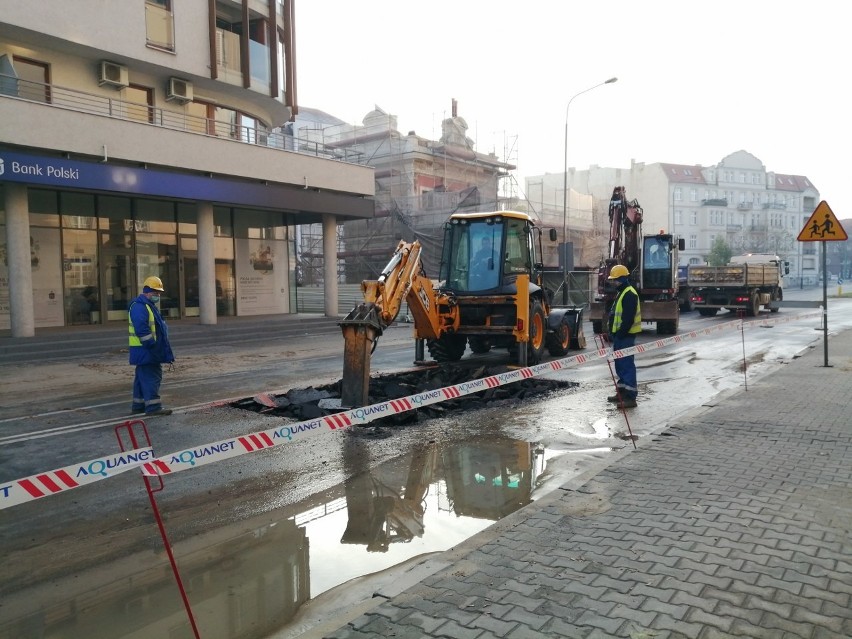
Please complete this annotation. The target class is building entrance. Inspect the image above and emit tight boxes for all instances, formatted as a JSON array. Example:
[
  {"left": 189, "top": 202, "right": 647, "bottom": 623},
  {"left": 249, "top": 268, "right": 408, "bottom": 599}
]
[
  {"left": 179, "top": 236, "right": 199, "bottom": 318},
  {"left": 99, "top": 231, "right": 134, "bottom": 322}
]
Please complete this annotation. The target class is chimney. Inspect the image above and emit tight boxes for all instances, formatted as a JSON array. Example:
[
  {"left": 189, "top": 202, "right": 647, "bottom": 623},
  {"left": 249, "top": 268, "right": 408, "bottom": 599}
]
[{"left": 452, "top": 98, "right": 457, "bottom": 118}]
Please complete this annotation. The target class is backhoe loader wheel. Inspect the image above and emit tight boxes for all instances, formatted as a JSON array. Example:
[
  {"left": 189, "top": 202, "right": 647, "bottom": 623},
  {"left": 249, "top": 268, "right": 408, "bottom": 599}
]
[
  {"left": 522, "top": 301, "right": 547, "bottom": 366},
  {"left": 546, "top": 314, "right": 572, "bottom": 357},
  {"left": 427, "top": 334, "right": 467, "bottom": 362}
]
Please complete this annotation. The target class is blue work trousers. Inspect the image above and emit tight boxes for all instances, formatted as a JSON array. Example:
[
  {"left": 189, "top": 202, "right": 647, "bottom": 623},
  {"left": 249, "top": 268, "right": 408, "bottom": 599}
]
[
  {"left": 612, "top": 334, "right": 638, "bottom": 400},
  {"left": 132, "top": 363, "right": 164, "bottom": 413}
]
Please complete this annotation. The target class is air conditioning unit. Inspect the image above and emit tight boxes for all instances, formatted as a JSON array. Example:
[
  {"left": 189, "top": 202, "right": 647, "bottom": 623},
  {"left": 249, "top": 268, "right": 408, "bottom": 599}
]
[
  {"left": 98, "top": 61, "right": 128, "bottom": 89},
  {"left": 167, "top": 77, "right": 193, "bottom": 103}
]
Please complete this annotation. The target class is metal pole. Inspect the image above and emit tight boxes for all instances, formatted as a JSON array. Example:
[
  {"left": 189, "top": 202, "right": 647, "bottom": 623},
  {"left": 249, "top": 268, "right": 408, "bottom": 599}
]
[
  {"left": 561, "top": 77, "right": 618, "bottom": 305},
  {"left": 822, "top": 241, "right": 829, "bottom": 367}
]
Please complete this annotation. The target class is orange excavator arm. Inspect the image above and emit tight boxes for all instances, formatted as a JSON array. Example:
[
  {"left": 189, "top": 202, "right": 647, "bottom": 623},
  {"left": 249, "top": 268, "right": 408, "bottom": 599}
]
[{"left": 340, "top": 240, "right": 446, "bottom": 407}]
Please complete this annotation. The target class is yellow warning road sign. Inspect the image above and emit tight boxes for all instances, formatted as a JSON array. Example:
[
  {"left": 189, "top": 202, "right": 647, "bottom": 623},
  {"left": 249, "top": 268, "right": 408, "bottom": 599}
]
[{"left": 798, "top": 201, "right": 848, "bottom": 242}]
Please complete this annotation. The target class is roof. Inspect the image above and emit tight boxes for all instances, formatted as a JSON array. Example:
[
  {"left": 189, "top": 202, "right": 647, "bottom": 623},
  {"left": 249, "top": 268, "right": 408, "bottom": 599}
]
[
  {"left": 769, "top": 174, "right": 815, "bottom": 192},
  {"left": 659, "top": 163, "right": 707, "bottom": 184}
]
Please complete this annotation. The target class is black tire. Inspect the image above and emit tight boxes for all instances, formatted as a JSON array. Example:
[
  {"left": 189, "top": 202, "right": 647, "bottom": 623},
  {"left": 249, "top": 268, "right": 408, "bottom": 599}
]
[
  {"left": 680, "top": 296, "right": 695, "bottom": 312},
  {"left": 657, "top": 319, "right": 678, "bottom": 335},
  {"left": 698, "top": 308, "right": 718, "bottom": 317},
  {"left": 427, "top": 334, "right": 467, "bottom": 362},
  {"left": 524, "top": 301, "right": 547, "bottom": 365},
  {"left": 747, "top": 292, "right": 759, "bottom": 317},
  {"left": 513, "top": 302, "right": 547, "bottom": 366},
  {"left": 468, "top": 336, "right": 492, "bottom": 354},
  {"left": 546, "top": 315, "right": 572, "bottom": 357},
  {"left": 770, "top": 289, "right": 782, "bottom": 313}
]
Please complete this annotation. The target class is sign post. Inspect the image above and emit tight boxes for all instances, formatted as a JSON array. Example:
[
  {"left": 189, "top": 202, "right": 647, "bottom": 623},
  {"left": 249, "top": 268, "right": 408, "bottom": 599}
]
[{"left": 797, "top": 201, "right": 848, "bottom": 367}]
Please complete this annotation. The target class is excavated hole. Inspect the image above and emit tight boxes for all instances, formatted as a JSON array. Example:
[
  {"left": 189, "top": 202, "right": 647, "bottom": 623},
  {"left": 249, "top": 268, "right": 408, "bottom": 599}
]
[{"left": 230, "top": 362, "right": 577, "bottom": 427}]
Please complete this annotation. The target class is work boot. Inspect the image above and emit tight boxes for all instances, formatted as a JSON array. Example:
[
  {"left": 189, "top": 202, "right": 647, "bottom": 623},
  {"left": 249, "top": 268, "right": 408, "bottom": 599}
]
[
  {"left": 607, "top": 394, "right": 620, "bottom": 403},
  {"left": 145, "top": 408, "right": 173, "bottom": 416},
  {"left": 618, "top": 398, "right": 637, "bottom": 408}
]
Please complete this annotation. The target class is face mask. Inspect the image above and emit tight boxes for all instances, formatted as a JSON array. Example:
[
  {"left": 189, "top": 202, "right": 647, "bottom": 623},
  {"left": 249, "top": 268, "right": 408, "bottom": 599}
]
[{"left": 150, "top": 295, "right": 161, "bottom": 304}]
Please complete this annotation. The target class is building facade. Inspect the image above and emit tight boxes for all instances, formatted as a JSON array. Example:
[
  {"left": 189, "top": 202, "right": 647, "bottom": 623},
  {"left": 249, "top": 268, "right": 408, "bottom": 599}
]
[
  {"left": 297, "top": 101, "right": 516, "bottom": 283},
  {"left": 0, "top": 0, "right": 374, "bottom": 336},
  {"left": 526, "top": 150, "right": 821, "bottom": 284}
]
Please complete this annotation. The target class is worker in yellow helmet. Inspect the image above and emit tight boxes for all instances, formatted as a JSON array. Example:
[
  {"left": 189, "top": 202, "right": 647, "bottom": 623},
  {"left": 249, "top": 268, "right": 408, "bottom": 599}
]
[
  {"left": 128, "top": 275, "right": 175, "bottom": 416},
  {"left": 606, "top": 264, "right": 641, "bottom": 408}
]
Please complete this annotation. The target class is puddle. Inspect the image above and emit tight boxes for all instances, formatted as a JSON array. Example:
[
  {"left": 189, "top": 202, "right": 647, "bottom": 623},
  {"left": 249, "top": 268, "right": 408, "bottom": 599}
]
[{"left": 0, "top": 433, "right": 552, "bottom": 639}]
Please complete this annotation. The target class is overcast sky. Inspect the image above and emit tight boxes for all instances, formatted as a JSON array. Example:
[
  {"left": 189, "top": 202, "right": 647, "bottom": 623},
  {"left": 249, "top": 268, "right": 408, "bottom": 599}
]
[{"left": 295, "top": 1, "right": 849, "bottom": 224}]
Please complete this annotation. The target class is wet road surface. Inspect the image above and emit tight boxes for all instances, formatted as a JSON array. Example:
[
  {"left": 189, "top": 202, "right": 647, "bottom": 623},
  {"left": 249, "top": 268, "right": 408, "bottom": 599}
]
[{"left": 2, "top": 292, "right": 850, "bottom": 638}]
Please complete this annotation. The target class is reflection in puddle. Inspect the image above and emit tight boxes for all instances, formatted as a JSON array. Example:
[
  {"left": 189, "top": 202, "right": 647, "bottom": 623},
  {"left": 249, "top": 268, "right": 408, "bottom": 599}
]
[{"left": 0, "top": 435, "right": 546, "bottom": 639}]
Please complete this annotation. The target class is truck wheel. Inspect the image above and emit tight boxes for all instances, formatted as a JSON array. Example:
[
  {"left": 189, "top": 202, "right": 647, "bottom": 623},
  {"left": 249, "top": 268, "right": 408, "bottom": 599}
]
[
  {"left": 427, "top": 334, "right": 466, "bottom": 362},
  {"left": 698, "top": 308, "right": 718, "bottom": 317},
  {"left": 747, "top": 292, "right": 759, "bottom": 317},
  {"left": 546, "top": 315, "right": 572, "bottom": 357},
  {"left": 468, "top": 336, "right": 492, "bottom": 353},
  {"left": 657, "top": 320, "right": 677, "bottom": 335},
  {"left": 770, "top": 289, "right": 782, "bottom": 313},
  {"left": 680, "top": 297, "right": 695, "bottom": 312}
]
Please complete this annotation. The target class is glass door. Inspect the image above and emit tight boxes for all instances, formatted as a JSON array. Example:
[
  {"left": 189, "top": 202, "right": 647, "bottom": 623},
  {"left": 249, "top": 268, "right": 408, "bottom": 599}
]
[
  {"left": 179, "top": 236, "right": 199, "bottom": 317},
  {"left": 99, "top": 231, "right": 134, "bottom": 321}
]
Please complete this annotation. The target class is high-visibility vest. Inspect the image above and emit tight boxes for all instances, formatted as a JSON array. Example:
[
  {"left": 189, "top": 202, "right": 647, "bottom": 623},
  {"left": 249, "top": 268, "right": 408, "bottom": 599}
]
[
  {"left": 612, "top": 285, "right": 642, "bottom": 334},
  {"left": 128, "top": 302, "right": 156, "bottom": 347}
]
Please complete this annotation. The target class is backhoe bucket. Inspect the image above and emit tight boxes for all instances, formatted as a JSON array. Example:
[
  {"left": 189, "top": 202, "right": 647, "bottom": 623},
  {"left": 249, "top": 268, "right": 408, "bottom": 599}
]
[{"left": 339, "top": 304, "right": 383, "bottom": 408}]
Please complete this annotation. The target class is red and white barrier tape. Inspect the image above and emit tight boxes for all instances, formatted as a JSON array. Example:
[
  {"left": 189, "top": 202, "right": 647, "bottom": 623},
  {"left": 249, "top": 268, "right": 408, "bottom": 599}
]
[
  {"left": 0, "top": 311, "right": 820, "bottom": 510},
  {"left": 0, "top": 447, "right": 154, "bottom": 509}
]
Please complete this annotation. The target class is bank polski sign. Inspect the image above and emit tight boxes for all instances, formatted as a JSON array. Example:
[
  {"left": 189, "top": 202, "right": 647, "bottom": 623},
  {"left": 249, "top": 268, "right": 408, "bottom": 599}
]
[{"left": 0, "top": 149, "right": 307, "bottom": 209}]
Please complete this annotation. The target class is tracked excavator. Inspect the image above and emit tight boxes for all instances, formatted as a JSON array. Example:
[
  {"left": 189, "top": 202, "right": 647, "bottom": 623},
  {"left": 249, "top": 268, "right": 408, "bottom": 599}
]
[
  {"left": 589, "top": 186, "right": 685, "bottom": 336},
  {"left": 340, "top": 211, "right": 586, "bottom": 407}
]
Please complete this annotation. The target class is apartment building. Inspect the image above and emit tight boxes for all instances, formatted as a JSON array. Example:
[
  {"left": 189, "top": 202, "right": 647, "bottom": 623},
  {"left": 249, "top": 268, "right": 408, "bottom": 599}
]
[
  {"left": 0, "top": 0, "right": 374, "bottom": 337},
  {"left": 526, "top": 150, "right": 820, "bottom": 283}
]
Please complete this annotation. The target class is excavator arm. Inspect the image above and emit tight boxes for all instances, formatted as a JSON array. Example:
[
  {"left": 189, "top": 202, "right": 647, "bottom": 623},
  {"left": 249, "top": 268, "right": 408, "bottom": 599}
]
[{"left": 340, "top": 239, "right": 447, "bottom": 407}]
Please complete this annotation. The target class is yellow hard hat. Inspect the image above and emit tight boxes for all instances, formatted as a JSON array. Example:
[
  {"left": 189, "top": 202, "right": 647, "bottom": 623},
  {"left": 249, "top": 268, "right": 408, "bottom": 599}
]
[
  {"left": 143, "top": 276, "right": 165, "bottom": 291},
  {"left": 607, "top": 264, "right": 630, "bottom": 279}
]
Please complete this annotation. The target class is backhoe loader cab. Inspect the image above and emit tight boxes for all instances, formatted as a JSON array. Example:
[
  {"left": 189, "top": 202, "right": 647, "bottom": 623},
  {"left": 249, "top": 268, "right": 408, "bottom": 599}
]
[{"left": 440, "top": 212, "right": 537, "bottom": 294}]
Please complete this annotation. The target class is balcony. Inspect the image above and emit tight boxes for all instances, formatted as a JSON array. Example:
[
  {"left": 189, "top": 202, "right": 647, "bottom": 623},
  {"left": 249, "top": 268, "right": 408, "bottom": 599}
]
[
  {"left": 762, "top": 202, "right": 787, "bottom": 210},
  {"left": 737, "top": 202, "right": 753, "bottom": 210},
  {"left": 701, "top": 198, "right": 728, "bottom": 206},
  {"left": 0, "top": 74, "right": 365, "bottom": 163},
  {"left": 0, "top": 74, "right": 373, "bottom": 197}
]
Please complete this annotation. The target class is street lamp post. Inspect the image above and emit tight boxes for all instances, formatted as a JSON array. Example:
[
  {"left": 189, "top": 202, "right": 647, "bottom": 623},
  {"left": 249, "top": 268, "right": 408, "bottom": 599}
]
[{"left": 561, "top": 77, "right": 617, "bottom": 303}]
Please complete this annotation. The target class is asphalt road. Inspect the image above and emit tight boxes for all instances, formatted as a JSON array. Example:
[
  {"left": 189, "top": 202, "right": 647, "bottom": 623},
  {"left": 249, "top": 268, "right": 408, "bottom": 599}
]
[{"left": 2, "top": 288, "right": 851, "bottom": 638}]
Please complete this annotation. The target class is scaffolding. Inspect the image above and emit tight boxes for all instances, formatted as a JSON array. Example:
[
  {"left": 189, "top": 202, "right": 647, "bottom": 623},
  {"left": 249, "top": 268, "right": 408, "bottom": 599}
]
[{"left": 294, "top": 104, "right": 517, "bottom": 286}]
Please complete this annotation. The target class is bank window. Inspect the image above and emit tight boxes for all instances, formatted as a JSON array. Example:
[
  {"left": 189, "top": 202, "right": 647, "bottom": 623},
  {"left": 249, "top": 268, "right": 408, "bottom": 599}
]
[
  {"left": 214, "top": 206, "right": 233, "bottom": 237},
  {"left": 28, "top": 189, "right": 60, "bottom": 227},
  {"left": 177, "top": 203, "right": 197, "bottom": 235},
  {"left": 234, "top": 209, "right": 287, "bottom": 239},
  {"left": 98, "top": 195, "right": 133, "bottom": 231},
  {"left": 146, "top": 0, "right": 175, "bottom": 51},
  {"left": 60, "top": 193, "right": 96, "bottom": 230},
  {"left": 136, "top": 199, "right": 176, "bottom": 233}
]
